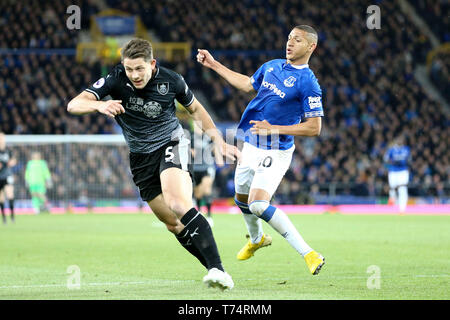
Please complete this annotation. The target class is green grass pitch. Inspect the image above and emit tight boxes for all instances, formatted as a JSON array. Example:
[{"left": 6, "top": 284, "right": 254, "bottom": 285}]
[{"left": 0, "top": 212, "right": 448, "bottom": 300}]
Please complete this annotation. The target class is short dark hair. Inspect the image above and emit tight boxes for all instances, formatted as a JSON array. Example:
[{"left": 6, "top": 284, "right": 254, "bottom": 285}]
[
  {"left": 294, "top": 25, "right": 318, "bottom": 44},
  {"left": 121, "top": 38, "right": 153, "bottom": 61}
]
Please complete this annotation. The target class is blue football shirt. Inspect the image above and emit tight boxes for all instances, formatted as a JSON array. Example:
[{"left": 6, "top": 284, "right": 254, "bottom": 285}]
[
  {"left": 236, "top": 59, "right": 324, "bottom": 150},
  {"left": 384, "top": 145, "right": 411, "bottom": 171}
]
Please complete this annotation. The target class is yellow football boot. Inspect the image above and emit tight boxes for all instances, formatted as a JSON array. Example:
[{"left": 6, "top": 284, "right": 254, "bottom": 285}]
[
  {"left": 237, "top": 234, "right": 272, "bottom": 260},
  {"left": 304, "top": 250, "right": 325, "bottom": 275}
]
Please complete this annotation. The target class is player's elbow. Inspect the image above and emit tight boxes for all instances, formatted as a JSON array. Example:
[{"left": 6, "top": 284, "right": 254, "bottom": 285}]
[
  {"left": 304, "top": 129, "right": 320, "bottom": 137},
  {"left": 242, "top": 78, "right": 255, "bottom": 93},
  {"left": 67, "top": 98, "right": 77, "bottom": 113},
  {"left": 243, "top": 85, "right": 254, "bottom": 94},
  {"left": 311, "top": 126, "right": 321, "bottom": 136},
  {"left": 67, "top": 97, "right": 85, "bottom": 114},
  {"left": 307, "top": 119, "right": 321, "bottom": 136}
]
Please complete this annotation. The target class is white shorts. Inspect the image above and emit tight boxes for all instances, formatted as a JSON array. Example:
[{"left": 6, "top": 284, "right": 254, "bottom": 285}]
[
  {"left": 388, "top": 170, "right": 409, "bottom": 188},
  {"left": 234, "top": 142, "right": 295, "bottom": 197}
]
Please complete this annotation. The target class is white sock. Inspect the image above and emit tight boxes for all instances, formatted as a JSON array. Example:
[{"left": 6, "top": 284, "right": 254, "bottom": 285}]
[
  {"left": 389, "top": 188, "right": 397, "bottom": 204},
  {"left": 398, "top": 186, "right": 408, "bottom": 213},
  {"left": 243, "top": 213, "right": 264, "bottom": 244},
  {"left": 262, "top": 205, "right": 313, "bottom": 256},
  {"left": 234, "top": 197, "right": 263, "bottom": 244}
]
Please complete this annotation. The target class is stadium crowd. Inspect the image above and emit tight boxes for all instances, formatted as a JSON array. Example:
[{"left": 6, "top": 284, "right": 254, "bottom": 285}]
[
  {"left": 1, "top": 0, "right": 448, "bottom": 204},
  {"left": 0, "top": 0, "right": 100, "bottom": 49},
  {"left": 429, "top": 51, "right": 450, "bottom": 102},
  {"left": 409, "top": 0, "right": 449, "bottom": 43}
]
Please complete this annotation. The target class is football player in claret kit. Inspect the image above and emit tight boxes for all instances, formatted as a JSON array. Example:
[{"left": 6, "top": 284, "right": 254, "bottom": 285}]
[
  {"left": 384, "top": 135, "right": 411, "bottom": 214},
  {"left": 68, "top": 39, "right": 240, "bottom": 290},
  {"left": 0, "top": 132, "right": 17, "bottom": 224},
  {"left": 197, "top": 25, "right": 325, "bottom": 275}
]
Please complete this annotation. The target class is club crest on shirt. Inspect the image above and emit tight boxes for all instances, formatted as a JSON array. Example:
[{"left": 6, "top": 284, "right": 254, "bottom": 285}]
[
  {"left": 283, "top": 76, "right": 296, "bottom": 87},
  {"left": 157, "top": 82, "right": 169, "bottom": 95}
]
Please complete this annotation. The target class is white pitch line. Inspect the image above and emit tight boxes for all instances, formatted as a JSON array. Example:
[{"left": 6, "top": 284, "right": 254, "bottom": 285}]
[
  {"left": 0, "top": 279, "right": 196, "bottom": 290},
  {"left": 0, "top": 275, "right": 448, "bottom": 290}
]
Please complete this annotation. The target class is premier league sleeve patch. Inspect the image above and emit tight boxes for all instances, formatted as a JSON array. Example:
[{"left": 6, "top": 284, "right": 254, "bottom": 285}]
[{"left": 93, "top": 78, "right": 105, "bottom": 88}]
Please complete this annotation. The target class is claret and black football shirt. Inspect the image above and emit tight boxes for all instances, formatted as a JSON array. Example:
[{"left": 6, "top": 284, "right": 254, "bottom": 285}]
[
  {"left": 85, "top": 64, "right": 195, "bottom": 153},
  {"left": 0, "top": 148, "right": 12, "bottom": 180}
]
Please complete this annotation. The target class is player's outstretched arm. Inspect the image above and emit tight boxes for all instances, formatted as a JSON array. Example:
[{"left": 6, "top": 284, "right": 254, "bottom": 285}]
[
  {"left": 186, "top": 98, "right": 241, "bottom": 164},
  {"left": 67, "top": 91, "right": 125, "bottom": 118},
  {"left": 250, "top": 117, "right": 322, "bottom": 137},
  {"left": 197, "top": 49, "right": 254, "bottom": 93}
]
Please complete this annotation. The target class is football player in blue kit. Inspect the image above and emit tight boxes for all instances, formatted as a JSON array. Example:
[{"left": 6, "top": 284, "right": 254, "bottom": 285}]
[
  {"left": 384, "top": 136, "right": 411, "bottom": 214},
  {"left": 197, "top": 25, "right": 325, "bottom": 275}
]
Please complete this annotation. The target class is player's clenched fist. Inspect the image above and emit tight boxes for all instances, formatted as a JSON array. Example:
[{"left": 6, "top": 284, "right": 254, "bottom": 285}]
[
  {"left": 196, "top": 49, "right": 216, "bottom": 69},
  {"left": 98, "top": 100, "right": 125, "bottom": 118}
]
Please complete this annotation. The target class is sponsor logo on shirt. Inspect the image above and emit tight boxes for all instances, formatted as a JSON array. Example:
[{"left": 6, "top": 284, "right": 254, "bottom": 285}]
[
  {"left": 308, "top": 96, "right": 322, "bottom": 109},
  {"left": 127, "top": 97, "right": 162, "bottom": 118},
  {"left": 261, "top": 80, "right": 286, "bottom": 98},
  {"left": 143, "top": 101, "right": 162, "bottom": 118}
]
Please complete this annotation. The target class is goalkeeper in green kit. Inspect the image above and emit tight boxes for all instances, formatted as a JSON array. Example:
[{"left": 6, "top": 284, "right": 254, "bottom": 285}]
[{"left": 25, "top": 152, "right": 52, "bottom": 214}]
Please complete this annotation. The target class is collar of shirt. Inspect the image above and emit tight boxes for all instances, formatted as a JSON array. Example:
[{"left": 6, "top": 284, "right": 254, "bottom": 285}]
[{"left": 283, "top": 62, "right": 309, "bottom": 70}]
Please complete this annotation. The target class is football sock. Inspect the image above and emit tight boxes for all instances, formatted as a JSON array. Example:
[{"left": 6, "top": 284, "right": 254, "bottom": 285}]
[
  {"left": 176, "top": 227, "right": 208, "bottom": 269},
  {"left": 254, "top": 201, "right": 313, "bottom": 256},
  {"left": 9, "top": 199, "right": 14, "bottom": 221},
  {"left": 389, "top": 188, "right": 397, "bottom": 204},
  {"left": 235, "top": 197, "right": 263, "bottom": 244},
  {"left": 398, "top": 186, "right": 408, "bottom": 213},
  {"left": 179, "top": 208, "right": 224, "bottom": 271},
  {"left": 38, "top": 197, "right": 46, "bottom": 212},
  {"left": 204, "top": 195, "right": 212, "bottom": 216},
  {"left": 31, "top": 197, "right": 40, "bottom": 213}
]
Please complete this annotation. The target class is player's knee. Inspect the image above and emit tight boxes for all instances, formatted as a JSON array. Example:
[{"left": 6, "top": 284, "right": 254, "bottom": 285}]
[{"left": 249, "top": 201, "right": 270, "bottom": 217}]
